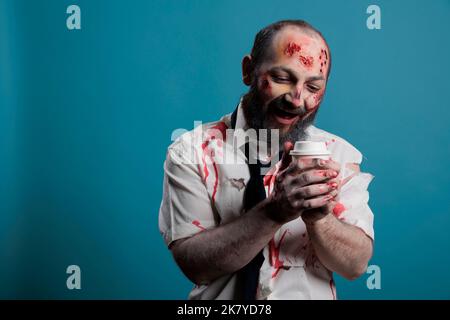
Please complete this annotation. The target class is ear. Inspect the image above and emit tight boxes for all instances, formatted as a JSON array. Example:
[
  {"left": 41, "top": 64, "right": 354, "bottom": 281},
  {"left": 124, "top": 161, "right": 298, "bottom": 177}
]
[{"left": 241, "top": 55, "right": 254, "bottom": 86}]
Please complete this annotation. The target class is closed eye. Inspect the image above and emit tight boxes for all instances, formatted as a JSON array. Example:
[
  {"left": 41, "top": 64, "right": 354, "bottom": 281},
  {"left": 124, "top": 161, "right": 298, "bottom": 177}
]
[
  {"left": 271, "top": 75, "right": 291, "bottom": 84},
  {"left": 306, "top": 84, "right": 320, "bottom": 92}
]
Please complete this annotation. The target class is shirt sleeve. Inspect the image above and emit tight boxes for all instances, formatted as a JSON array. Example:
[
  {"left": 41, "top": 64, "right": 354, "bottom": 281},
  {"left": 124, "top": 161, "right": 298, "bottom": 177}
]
[
  {"left": 332, "top": 139, "right": 375, "bottom": 240},
  {"left": 158, "top": 141, "right": 218, "bottom": 247},
  {"left": 337, "top": 171, "right": 375, "bottom": 240}
]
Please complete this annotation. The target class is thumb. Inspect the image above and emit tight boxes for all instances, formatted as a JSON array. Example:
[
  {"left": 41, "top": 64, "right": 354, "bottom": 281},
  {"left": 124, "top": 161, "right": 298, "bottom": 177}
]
[{"left": 279, "top": 141, "right": 294, "bottom": 172}]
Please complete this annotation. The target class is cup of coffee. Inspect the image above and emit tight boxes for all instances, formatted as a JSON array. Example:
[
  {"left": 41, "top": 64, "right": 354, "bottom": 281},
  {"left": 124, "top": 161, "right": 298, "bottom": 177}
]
[{"left": 289, "top": 141, "right": 331, "bottom": 161}]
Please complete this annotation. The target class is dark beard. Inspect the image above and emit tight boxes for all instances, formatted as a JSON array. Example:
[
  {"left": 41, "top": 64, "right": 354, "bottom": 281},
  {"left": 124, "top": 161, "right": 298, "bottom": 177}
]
[{"left": 241, "top": 84, "right": 319, "bottom": 150}]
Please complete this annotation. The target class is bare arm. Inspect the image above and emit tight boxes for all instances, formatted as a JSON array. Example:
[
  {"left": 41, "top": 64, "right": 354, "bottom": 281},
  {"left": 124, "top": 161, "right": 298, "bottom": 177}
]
[
  {"left": 304, "top": 210, "right": 373, "bottom": 280},
  {"left": 170, "top": 199, "right": 281, "bottom": 285},
  {"left": 302, "top": 161, "right": 373, "bottom": 280}
]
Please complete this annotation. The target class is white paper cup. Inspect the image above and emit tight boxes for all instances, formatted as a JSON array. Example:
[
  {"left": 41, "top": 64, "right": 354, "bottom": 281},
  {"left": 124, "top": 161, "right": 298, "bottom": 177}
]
[{"left": 289, "top": 141, "right": 331, "bottom": 161}]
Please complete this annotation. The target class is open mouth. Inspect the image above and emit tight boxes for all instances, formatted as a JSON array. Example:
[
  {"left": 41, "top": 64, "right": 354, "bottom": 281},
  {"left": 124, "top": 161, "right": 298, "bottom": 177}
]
[{"left": 271, "top": 106, "right": 300, "bottom": 125}]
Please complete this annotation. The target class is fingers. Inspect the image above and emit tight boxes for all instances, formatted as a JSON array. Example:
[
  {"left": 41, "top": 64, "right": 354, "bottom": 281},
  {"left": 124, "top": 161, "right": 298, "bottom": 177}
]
[
  {"left": 302, "top": 190, "right": 338, "bottom": 209},
  {"left": 288, "top": 181, "right": 338, "bottom": 199},
  {"left": 321, "top": 159, "right": 340, "bottom": 172},
  {"left": 279, "top": 141, "right": 294, "bottom": 172},
  {"left": 283, "top": 158, "right": 320, "bottom": 176},
  {"left": 288, "top": 189, "right": 338, "bottom": 210},
  {"left": 289, "top": 169, "right": 339, "bottom": 187},
  {"left": 284, "top": 158, "right": 341, "bottom": 177}
]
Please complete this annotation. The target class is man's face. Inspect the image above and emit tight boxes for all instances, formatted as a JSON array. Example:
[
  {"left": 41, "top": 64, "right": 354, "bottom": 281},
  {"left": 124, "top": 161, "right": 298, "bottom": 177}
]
[{"left": 244, "top": 27, "right": 330, "bottom": 140}]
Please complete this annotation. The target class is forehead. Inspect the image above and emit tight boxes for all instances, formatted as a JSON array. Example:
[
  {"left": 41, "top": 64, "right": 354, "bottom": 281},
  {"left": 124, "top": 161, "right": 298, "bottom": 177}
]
[{"left": 269, "top": 26, "right": 326, "bottom": 63}]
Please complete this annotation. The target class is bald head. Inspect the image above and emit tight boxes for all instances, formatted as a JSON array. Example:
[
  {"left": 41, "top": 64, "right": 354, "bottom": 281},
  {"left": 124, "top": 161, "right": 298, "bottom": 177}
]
[{"left": 249, "top": 20, "right": 332, "bottom": 79}]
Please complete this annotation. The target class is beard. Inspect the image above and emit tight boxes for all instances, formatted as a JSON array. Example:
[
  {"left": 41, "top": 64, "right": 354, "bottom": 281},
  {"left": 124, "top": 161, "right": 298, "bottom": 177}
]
[{"left": 241, "top": 84, "right": 319, "bottom": 151}]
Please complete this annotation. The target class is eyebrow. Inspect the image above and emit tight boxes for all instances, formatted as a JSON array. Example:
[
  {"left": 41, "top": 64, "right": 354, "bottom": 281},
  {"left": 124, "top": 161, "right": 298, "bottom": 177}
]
[{"left": 269, "top": 66, "right": 325, "bottom": 81}]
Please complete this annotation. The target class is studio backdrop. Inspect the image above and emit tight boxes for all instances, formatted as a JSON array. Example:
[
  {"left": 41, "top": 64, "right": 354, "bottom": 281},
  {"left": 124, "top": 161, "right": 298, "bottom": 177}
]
[{"left": 0, "top": 0, "right": 449, "bottom": 299}]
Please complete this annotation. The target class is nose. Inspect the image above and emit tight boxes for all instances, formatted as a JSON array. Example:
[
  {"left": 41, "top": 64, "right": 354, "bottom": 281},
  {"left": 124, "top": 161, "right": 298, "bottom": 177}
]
[{"left": 284, "top": 85, "right": 303, "bottom": 108}]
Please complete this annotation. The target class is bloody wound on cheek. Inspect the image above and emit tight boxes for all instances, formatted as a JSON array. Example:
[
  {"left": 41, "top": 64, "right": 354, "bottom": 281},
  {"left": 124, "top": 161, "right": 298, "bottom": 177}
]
[{"left": 313, "top": 91, "right": 324, "bottom": 105}]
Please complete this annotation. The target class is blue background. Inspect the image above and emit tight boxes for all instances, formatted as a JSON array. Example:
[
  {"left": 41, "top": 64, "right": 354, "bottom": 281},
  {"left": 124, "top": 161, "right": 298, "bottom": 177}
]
[{"left": 1, "top": 0, "right": 449, "bottom": 299}]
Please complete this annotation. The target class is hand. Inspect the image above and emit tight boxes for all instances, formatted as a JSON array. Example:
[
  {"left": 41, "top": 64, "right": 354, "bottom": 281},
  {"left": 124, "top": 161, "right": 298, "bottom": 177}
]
[{"left": 267, "top": 142, "right": 341, "bottom": 224}]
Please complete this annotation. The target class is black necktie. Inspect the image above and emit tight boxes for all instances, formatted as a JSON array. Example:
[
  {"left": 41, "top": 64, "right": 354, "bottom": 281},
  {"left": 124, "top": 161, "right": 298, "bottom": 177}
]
[{"left": 230, "top": 107, "right": 280, "bottom": 300}]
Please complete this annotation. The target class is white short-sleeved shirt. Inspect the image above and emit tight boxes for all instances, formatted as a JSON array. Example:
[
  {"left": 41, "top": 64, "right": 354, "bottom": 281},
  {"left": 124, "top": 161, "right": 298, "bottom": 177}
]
[{"left": 158, "top": 103, "right": 374, "bottom": 300}]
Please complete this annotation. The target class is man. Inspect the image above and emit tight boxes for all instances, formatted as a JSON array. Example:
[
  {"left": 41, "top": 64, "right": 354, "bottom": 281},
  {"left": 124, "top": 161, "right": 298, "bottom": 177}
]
[{"left": 159, "top": 20, "right": 374, "bottom": 300}]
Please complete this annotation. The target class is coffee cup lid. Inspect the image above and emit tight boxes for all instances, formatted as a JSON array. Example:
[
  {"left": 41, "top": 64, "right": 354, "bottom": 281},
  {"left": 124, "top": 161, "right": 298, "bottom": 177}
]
[{"left": 289, "top": 141, "right": 331, "bottom": 156}]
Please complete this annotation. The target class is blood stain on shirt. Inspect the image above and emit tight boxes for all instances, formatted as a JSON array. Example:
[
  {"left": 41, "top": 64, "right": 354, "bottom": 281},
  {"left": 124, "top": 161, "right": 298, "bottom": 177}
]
[
  {"left": 210, "top": 122, "right": 228, "bottom": 139},
  {"left": 211, "top": 161, "right": 219, "bottom": 205},
  {"left": 263, "top": 172, "right": 274, "bottom": 195},
  {"left": 192, "top": 220, "right": 206, "bottom": 231},
  {"left": 201, "top": 122, "right": 228, "bottom": 196},
  {"left": 333, "top": 202, "right": 346, "bottom": 217},
  {"left": 263, "top": 165, "right": 280, "bottom": 196},
  {"left": 201, "top": 140, "right": 210, "bottom": 182},
  {"left": 269, "top": 229, "right": 289, "bottom": 278},
  {"left": 325, "top": 138, "right": 336, "bottom": 147}
]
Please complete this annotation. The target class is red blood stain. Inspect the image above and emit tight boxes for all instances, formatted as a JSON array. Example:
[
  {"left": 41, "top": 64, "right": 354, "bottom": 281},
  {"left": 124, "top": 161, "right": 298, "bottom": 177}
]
[
  {"left": 269, "top": 229, "right": 289, "bottom": 278},
  {"left": 263, "top": 173, "right": 275, "bottom": 195},
  {"left": 319, "top": 48, "right": 329, "bottom": 74},
  {"left": 329, "top": 279, "right": 336, "bottom": 300},
  {"left": 299, "top": 55, "right": 314, "bottom": 68},
  {"left": 201, "top": 122, "right": 228, "bottom": 202},
  {"left": 263, "top": 165, "right": 279, "bottom": 196},
  {"left": 211, "top": 160, "right": 219, "bottom": 205},
  {"left": 201, "top": 140, "right": 210, "bottom": 182},
  {"left": 316, "top": 171, "right": 327, "bottom": 177},
  {"left": 325, "top": 138, "right": 336, "bottom": 147},
  {"left": 284, "top": 42, "right": 302, "bottom": 56},
  {"left": 263, "top": 174, "right": 272, "bottom": 195},
  {"left": 328, "top": 182, "right": 338, "bottom": 189},
  {"left": 192, "top": 220, "right": 206, "bottom": 231},
  {"left": 263, "top": 174, "right": 272, "bottom": 186},
  {"left": 284, "top": 42, "right": 314, "bottom": 68},
  {"left": 333, "top": 202, "right": 346, "bottom": 217},
  {"left": 313, "top": 91, "right": 324, "bottom": 105},
  {"left": 206, "top": 122, "right": 228, "bottom": 141}
]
